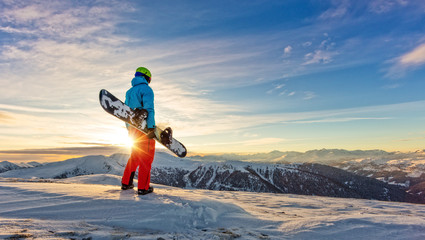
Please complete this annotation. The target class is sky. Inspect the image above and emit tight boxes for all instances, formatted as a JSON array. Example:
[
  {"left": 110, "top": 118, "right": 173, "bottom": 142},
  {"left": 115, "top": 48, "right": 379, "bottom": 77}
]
[{"left": 0, "top": 0, "right": 425, "bottom": 162}]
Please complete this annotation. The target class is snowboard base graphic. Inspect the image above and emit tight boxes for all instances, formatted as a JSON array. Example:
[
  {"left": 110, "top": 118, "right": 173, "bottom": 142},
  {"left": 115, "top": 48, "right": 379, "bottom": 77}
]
[{"left": 99, "top": 89, "right": 187, "bottom": 158}]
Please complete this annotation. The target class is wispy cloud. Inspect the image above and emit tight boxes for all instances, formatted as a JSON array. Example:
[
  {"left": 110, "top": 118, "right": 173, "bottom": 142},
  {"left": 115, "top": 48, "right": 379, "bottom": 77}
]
[
  {"left": 368, "top": 0, "right": 408, "bottom": 14},
  {"left": 399, "top": 43, "right": 425, "bottom": 66},
  {"left": 0, "top": 1, "right": 276, "bottom": 151},
  {"left": 0, "top": 145, "right": 128, "bottom": 162},
  {"left": 0, "top": 111, "right": 13, "bottom": 122},
  {"left": 1, "top": 0, "right": 424, "bottom": 154},
  {"left": 181, "top": 100, "right": 425, "bottom": 141},
  {"left": 395, "top": 136, "right": 425, "bottom": 143},
  {"left": 191, "top": 138, "right": 287, "bottom": 147},
  {"left": 283, "top": 117, "right": 391, "bottom": 124},
  {"left": 0, "top": 1, "right": 135, "bottom": 105},
  {"left": 303, "top": 91, "right": 316, "bottom": 100},
  {"left": 0, "top": 145, "right": 124, "bottom": 155},
  {"left": 0, "top": 103, "right": 81, "bottom": 114},
  {"left": 318, "top": 0, "right": 349, "bottom": 19},
  {"left": 386, "top": 42, "right": 425, "bottom": 78},
  {"left": 0, "top": 1, "right": 130, "bottom": 41},
  {"left": 266, "top": 84, "right": 286, "bottom": 95},
  {"left": 288, "top": 91, "right": 296, "bottom": 97}
]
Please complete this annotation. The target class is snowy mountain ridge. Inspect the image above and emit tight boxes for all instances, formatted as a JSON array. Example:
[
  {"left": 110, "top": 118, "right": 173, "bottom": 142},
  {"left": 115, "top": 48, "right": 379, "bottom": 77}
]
[
  {"left": 190, "top": 149, "right": 425, "bottom": 203},
  {"left": 0, "top": 161, "right": 43, "bottom": 173},
  {"left": 191, "top": 148, "right": 425, "bottom": 164},
  {"left": 1, "top": 149, "right": 420, "bottom": 203}
]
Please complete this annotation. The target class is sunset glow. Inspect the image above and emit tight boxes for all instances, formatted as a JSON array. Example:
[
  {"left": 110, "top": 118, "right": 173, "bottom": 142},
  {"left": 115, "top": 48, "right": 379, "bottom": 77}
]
[{"left": 1, "top": 1, "right": 425, "bottom": 162}]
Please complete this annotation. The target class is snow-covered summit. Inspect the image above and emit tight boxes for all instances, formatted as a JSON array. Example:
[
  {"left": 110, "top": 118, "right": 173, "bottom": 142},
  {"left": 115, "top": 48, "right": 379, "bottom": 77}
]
[
  {"left": 0, "top": 155, "right": 123, "bottom": 179},
  {"left": 0, "top": 151, "right": 415, "bottom": 203},
  {"left": 0, "top": 161, "right": 43, "bottom": 173},
  {"left": 190, "top": 148, "right": 425, "bottom": 164}
]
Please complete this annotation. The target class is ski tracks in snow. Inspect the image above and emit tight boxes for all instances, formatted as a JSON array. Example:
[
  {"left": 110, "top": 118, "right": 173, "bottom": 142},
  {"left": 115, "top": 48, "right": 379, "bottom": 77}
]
[
  {"left": 0, "top": 179, "right": 274, "bottom": 239},
  {"left": 0, "top": 177, "right": 424, "bottom": 239}
]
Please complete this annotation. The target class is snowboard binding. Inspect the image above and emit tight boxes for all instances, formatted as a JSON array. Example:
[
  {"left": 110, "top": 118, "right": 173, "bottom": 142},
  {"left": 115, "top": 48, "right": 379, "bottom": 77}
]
[{"left": 160, "top": 127, "right": 173, "bottom": 145}]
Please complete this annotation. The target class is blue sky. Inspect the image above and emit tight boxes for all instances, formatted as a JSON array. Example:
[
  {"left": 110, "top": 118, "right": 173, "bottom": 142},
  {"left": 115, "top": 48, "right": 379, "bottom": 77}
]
[{"left": 0, "top": 0, "right": 425, "bottom": 161}]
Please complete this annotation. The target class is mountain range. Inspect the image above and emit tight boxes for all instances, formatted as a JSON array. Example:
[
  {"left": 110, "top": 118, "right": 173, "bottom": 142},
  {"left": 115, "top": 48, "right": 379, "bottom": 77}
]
[{"left": 1, "top": 149, "right": 423, "bottom": 204}]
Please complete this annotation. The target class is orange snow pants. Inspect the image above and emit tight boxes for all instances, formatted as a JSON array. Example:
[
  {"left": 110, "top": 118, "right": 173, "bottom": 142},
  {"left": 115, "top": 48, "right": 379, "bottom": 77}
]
[{"left": 122, "top": 127, "right": 155, "bottom": 190}]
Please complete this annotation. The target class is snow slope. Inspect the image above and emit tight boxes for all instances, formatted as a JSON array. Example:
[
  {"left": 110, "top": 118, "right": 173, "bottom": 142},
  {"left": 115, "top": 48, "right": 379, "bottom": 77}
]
[{"left": 0, "top": 176, "right": 424, "bottom": 240}]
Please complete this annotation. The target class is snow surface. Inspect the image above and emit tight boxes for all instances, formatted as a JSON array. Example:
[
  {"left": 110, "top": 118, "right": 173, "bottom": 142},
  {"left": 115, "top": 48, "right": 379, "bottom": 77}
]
[
  {"left": 1, "top": 175, "right": 425, "bottom": 239},
  {"left": 1, "top": 151, "right": 425, "bottom": 239}
]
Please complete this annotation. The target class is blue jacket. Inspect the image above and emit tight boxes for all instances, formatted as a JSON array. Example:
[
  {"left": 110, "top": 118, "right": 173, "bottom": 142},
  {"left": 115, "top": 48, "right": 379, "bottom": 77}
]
[{"left": 125, "top": 76, "right": 155, "bottom": 129}]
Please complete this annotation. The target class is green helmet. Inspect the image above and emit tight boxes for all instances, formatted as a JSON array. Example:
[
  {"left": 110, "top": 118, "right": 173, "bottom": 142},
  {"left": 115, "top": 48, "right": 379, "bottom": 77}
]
[{"left": 135, "top": 67, "right": 152, "bottom": 83}]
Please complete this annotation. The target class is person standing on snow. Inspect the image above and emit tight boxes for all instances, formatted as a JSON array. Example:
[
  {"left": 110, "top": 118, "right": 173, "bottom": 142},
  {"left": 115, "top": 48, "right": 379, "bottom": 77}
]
[{"left": 121, "top": 67, "right": 159, "bottom": 195}]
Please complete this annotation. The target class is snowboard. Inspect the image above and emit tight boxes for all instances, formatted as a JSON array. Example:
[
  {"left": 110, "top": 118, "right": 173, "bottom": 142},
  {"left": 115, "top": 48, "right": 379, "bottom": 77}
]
[{"left": 99, "top": 89, "right": 187, "bottom": 158}]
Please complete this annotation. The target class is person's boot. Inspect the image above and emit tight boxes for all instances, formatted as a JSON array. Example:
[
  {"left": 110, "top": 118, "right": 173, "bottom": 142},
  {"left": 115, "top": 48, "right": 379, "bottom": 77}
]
[
  {"left": 137, "top": 186, "right": 154, "bottom": 195},
  {"left": 121, "top": 183, "right": 134, "bottom": 190}
]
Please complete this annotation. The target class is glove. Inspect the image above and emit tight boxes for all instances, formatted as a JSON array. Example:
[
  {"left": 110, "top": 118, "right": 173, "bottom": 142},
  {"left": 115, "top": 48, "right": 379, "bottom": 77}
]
[{"left": 146, "top": 127, "right": 160, "bottom": 139}]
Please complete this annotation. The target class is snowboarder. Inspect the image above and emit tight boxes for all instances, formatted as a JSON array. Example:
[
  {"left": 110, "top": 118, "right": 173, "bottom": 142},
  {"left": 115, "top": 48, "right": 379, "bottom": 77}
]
[{"left": 121, "top": 67, "right": 159, "bottom": 195}]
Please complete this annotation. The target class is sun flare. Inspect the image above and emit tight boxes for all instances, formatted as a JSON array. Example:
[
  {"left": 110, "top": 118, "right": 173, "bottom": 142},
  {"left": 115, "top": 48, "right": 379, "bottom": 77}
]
[
  {"left": 100, "top": 127, "right": 135, "bottom": 149},
  {"left": 121, "top": 135, "right": 135, "bottom": 149}
]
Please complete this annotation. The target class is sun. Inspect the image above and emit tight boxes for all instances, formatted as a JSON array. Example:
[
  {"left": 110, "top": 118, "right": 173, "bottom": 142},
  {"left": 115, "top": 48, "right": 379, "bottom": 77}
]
[
  {"left": 119, "top": 134, "right": 135, "bottom": 148},
  {"left": 100, "top": 127, "right": 135, "bottom": 149}
]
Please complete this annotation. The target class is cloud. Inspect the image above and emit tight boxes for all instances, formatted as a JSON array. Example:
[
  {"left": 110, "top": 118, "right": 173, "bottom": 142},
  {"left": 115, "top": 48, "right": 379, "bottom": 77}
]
[
  {"left": 399, "top": 43, "right": 425, "bottom": 66},
  {"left": 382, "top": 83, "right": 402, "bottom": 89},
  {"left": 283, "top": 117, "right": 391, "bottom": 124},
  {"left": 0, "top": 1, "right": 136, "bottom": 105},
  {"left": 183, "top": 100, "right": 425, "bottom": 153},
  {"left": 302, "top": 42, "right": 312, "bottom": 47},
  {"left": 266, "top": 83, "right": 285, "bottom": 95},
  {"left": 368, "top": 0, "right": 408, "bottom": 14},
  {"left": 0, "top": 103, "right": 80, "bottom": 114},
  {"left": 385, "top": 43, "right": 425, "bottom": 78},
  {"left": 283, "top": 45, "right": 292, "bottom": 57},
  {"left": 0, "top": 145, "right": 124, "bottom": 155},
  {"left": 266, "top": 86, "right": 315, "bottom": 100},
  {"left": 319, "top": 1, "right": 349, "bottom": 19},
  {"left": 0, "top": 145, "right": 128, "bottom": 162},
  {"left": 0, "top": 1, "right": 129, "bottom": 41},
  {"left": 196, "top": 100, "right": 425, "bottom": 139},
  {"left": 189, "top": 138, "right": 287, "bottom": 148},
  {"left": 259, "top": 100, "right": 424, "bottom": 127},
  {"left": 1, "top": 0, "right": 422, "bottom": 154},
  {"left": 301, "top": 33, "right": 337, "bottom": 66},
  {"left": 303, "top": 91, "right": 316, "bottom": 100},
  {"left": 242, "top": 138, "right": 287, "bottom": 146},
  {"left": 1, "top": 4, "right": 51, "bottom": 22},
  {"left": 303, "top": 50, "right": 335, "bottom": 65},
  {"left": 395, "top": 136, "right": 425, "bottom": 143},
  {"left": 0, "top": 1, "right": 286, "bottom": 151},
  {"left": 0, "top": 111, "right": 13, "bottom": 123}
]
